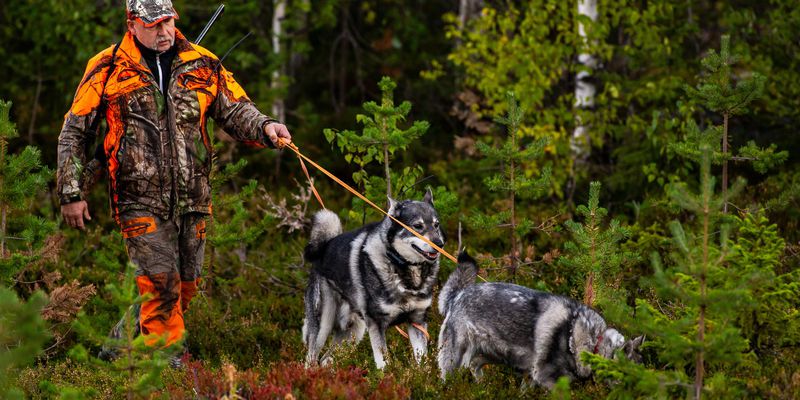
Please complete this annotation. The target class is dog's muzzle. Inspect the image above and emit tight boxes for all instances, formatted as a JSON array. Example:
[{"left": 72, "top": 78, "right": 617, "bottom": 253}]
[{"left": 412, "top": 244, "right": 439, "bottom": 260}]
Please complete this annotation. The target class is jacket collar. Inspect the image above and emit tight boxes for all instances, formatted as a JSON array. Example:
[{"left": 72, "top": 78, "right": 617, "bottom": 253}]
[{"left": 116, "top": 28, "right": 197, "bottom": 70}]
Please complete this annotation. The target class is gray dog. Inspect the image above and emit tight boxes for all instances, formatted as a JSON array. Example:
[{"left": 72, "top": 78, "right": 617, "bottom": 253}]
[
  {"left": 303, "top": 189, "right": 445, "bottom": 369},
  {"left": 437, "top": 252, "right": 644, "bottom": 388}
]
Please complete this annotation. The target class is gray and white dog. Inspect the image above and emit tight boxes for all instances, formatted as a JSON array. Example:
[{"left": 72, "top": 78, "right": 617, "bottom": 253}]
[
  {"left": 437, "top": 252, "right": 644, "bottom": 388},
  {"left": 302, "top": 189, "right": 445, "bottom": 369}
]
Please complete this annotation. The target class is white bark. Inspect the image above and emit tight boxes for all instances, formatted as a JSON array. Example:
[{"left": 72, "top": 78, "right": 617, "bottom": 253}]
[
  {"left": 458, "top": 0, "right": 483, "bottom": 31},
  {"left": 572, "top": 0, "right": 598, "bottom": 160},
  {"left": 271, "top": 0, "right": 286, "bottom": 122}
]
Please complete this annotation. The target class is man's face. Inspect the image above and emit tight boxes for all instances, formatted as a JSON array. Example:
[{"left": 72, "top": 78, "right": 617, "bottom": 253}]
[{"left": 127, "top": 17, "right": 175, "bottom": 52}]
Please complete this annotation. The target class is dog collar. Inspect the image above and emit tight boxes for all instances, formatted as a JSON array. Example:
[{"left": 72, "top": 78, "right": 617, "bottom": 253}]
[
  {"left": 593, "top": 334, "right": 604, "bottom": 354},
  {"left": 386, "top": 247, "right": 430, "bottom": 267},
  {"left": 387, "top": 247, "right": 410, "bottom": 267}
]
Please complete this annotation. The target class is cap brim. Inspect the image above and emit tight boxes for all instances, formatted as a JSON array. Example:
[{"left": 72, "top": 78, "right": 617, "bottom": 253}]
[{"left": 140, "top": 9, "right": 179, "bottom": 28}]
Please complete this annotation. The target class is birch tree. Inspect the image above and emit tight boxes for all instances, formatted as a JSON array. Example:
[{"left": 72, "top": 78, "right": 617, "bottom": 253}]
[{"left": 572, "top": 0, "right": 598, "bottom": 161}]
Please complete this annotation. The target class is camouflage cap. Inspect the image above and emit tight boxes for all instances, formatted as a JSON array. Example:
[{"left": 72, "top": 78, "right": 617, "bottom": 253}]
[{"left": 127, "top": 0, "right": 179, "bottom": 27}]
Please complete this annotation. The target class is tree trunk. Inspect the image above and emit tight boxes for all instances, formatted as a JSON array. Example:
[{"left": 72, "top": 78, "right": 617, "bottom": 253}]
[
  {"left": 696, "top": 190, "right": 710, "bottom": 399},
  {"left": 722, "top": 112, "right": 729, "bottom": 214},
  {"left": 272, "top": 0, "right": 287, "bottom": 182},
  {"left": 509, "top": 133, "right": 517, "bottom": 275},
  {"left": 583, "top": 272, "right": 595, "bottom": 306},
  {"left": 0, "top": 204, "right": 6, "bottom": 257},
  {"left": 458, "top": 0, "right": 484, "bottom": 31},
  {"left": 384, "top": 142, "right": 391, "bottom": 199},
  {"left": 271, "top": 0, "right": 286, "bottom": 123},
  {"left": 572, "top": 0, "right": 598, "bottom": 161},
  {"left": 28, "top": 73, "right": 42, "bottom": 144}
]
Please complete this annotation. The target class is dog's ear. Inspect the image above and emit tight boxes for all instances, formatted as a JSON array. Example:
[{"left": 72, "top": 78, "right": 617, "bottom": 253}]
[
  {"left": 423, "top": 187, "right": 434, "bottom": 206},
  {"left": 387, "top": 196, "right": 398, "bottom": 215},
  {"left": 624, "top": 335, "right": 645, "bottom": 363}
]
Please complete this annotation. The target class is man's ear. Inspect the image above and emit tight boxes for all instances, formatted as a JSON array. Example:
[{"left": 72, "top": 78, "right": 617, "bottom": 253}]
[
  {"left": 387, "top": 196, "right": 398, "bottom": 214},
  {"left": 423, "top": 187, "right": 434, "bottom": 206},
  {"left": 127, "top": 20, "right": 137, "bottom": 35}
]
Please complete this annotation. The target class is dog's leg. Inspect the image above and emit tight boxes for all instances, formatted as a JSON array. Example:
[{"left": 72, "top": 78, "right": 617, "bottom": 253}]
[
  {"left": 408, "top": 322, "right": 428, "bottom": 364},
  {"left": 303, "top": 275, "right": 321, "bottom": 367},
  {"left": 469, "top": 355, "right": 489, "bottom": 380},
  {"left": 305, "top": 279, "right": 337, "bottom": 367},
  {"left": 366, "top": 318, "right": 388, "bottom": 369},
  {"left": 531, "top": 366, "right": 558, "bottom": 390},
  {"left": 437, "top": 323, "right": 467, "bottom": 380},
  {"left": 320, "top": 311, "right": 366, "bottom": 365}
]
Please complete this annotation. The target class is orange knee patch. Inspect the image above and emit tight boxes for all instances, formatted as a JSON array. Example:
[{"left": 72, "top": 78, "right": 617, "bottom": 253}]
[{"left": 121, "top": 216, "right": 157, "bottom": 239}]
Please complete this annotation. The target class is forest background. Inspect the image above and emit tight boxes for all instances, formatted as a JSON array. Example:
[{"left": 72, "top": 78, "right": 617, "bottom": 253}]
[{"left": 1, "top": 0, "right": 799, "bottom": 399}]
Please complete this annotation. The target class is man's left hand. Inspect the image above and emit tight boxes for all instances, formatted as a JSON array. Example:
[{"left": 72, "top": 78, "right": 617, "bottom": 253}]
[{"left": 265, "top": 123, "right": 292, "bottom": 148}]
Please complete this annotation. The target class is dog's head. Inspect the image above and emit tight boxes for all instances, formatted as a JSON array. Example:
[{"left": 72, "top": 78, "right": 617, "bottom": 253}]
[
  {"left": 386, "top": 188, "right": 446, "bottom": 264},
  {"left": 598, "top": 329, "right": 644, "bottom": 363},
  {"left": 621, "top": 335, "right": 645, "bottom": 363}
]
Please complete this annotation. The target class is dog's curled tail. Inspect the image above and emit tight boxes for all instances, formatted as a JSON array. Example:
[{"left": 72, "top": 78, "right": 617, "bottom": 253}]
[
  {"left": 438, "top": 251, "right": 478, "bottom": 317},
  {"left": 305, "top": 209, "right": 342, "bottom": 261}
]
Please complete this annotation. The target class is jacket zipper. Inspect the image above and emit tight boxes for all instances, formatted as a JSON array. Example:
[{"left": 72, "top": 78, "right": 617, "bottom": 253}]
[
  {"left": 150, "top": 52, "right": 175, "bottom": 219},
  {"left": 156, "top": 55, "right": 163, "bottom": 93},
  {"left": 164, "top": 55, "right": 179, "bottom": 220}
]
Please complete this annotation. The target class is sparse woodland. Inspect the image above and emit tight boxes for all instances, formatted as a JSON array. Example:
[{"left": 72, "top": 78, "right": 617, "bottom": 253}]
[{"left": 1, "top": 1, "right": 799, "bottom": 398}]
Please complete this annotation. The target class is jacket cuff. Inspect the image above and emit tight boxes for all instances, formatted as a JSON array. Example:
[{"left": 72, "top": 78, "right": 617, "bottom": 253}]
[{"left": 60, "top": 192, "right": 83, "bottom": 205}]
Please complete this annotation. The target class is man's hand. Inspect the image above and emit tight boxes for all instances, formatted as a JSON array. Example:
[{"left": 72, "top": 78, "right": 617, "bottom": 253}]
[
  {"left": 265, "top": 123, "right": 292, "bottom": 148},
  {"left": 61, "top": 200, "right": 92, "bottom": 230}
]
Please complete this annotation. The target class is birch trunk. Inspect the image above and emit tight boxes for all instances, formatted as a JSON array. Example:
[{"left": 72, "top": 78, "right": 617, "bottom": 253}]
[
  {"left": 458, "top": 0, "right": 483, "bottom": 31},
  {"left": 272, "top": 0, "right": 287, "bottom": 180},
  {"left": 572, "top": 0, "right": 598, "bottom": 161},
  {"left": 271, "top": 0, "right": 286, "bottom": 122}
]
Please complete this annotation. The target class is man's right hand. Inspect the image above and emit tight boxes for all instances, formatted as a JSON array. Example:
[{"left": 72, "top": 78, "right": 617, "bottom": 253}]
[{"left": 61, "top": 200, "right": 92, "bottom": 230}]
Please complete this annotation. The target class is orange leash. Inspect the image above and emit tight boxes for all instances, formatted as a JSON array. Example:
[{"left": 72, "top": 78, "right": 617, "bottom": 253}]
[
  {"left": 279, "top": 139, "right": 458, "bottom": 264},
  {"left": 395, "top": 323, "right": 431, "bottom": 340}
]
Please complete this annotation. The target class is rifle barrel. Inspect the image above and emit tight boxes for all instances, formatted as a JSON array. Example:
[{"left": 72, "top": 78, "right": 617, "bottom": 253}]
[{"left": 195, "top": 4, "right": 225, "bottom": 44}]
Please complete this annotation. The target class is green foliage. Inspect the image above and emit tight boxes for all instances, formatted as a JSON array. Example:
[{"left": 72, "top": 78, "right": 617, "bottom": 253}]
[
  {"left": 0, "top": 288, "right": 49, "bottom": 399},
  {"left": 560, "top": 181, "right": 632, "bottom": 306},
  {"left": 676, "top": 35, "right": 786, "bottom": 181},
  {"left": 0, "top": 100, "right": 53, "bottom": 267},
  {"left": 445, "top": 1, "right": 576, "bottom": 192},
  {"left": 685, "top": 35, "right": 765, "bottom": 116},
  {"left": 467, "top": 93, "right": 551, "bottom": 273},
  {"left": 324, "top": 76, "right": 430, "bottom": 206},
  {"left": 591, "top": 149, "right": 752, "bottom": 398},
  {"left": 323, "top": 76, "right": 453, "bottom": 225},
  {"left": 3, "top": 1, "right": 800, "bottom": 398},
  {"left": 729, "top": 211, "right": 800, "bottom": 348}
]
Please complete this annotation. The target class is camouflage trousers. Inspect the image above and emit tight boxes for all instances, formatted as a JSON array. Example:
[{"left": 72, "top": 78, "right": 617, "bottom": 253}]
[{"left": 120, "top": 210, "right": 207, "bottom": 347}]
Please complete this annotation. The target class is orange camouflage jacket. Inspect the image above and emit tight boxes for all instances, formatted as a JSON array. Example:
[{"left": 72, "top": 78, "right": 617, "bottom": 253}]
[{"left": 57, "top": 29, "right": 276, "bottom": 220}]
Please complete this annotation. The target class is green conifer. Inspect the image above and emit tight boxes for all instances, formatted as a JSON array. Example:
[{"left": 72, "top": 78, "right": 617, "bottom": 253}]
[
  {"left": 587, "top": 148, "right": 750, "bottom": 399},
  {"left": 560, "top": 181, "right": 632, "bottom": 306},
  {"left": 324, "top": 77, "right": 457, "bottom": 222},
  {"left": 674, "top": 35, "right": 785, "bottom": 213},
  {"left": 0, "top": 100, "right": 53, "bottom": 265},
  {"left": 467, "top": 92, "right": 550, "bottom": 274}
]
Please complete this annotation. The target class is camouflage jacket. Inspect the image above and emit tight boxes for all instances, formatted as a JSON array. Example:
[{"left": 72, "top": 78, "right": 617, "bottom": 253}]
[{"left": 57, "top": 29, "right": 276, "bottom": 220}]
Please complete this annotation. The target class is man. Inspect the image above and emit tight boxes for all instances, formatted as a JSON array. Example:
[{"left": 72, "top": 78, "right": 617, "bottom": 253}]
[{"left": 56, "top": 0, "right": 291, "bottom": 362}]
